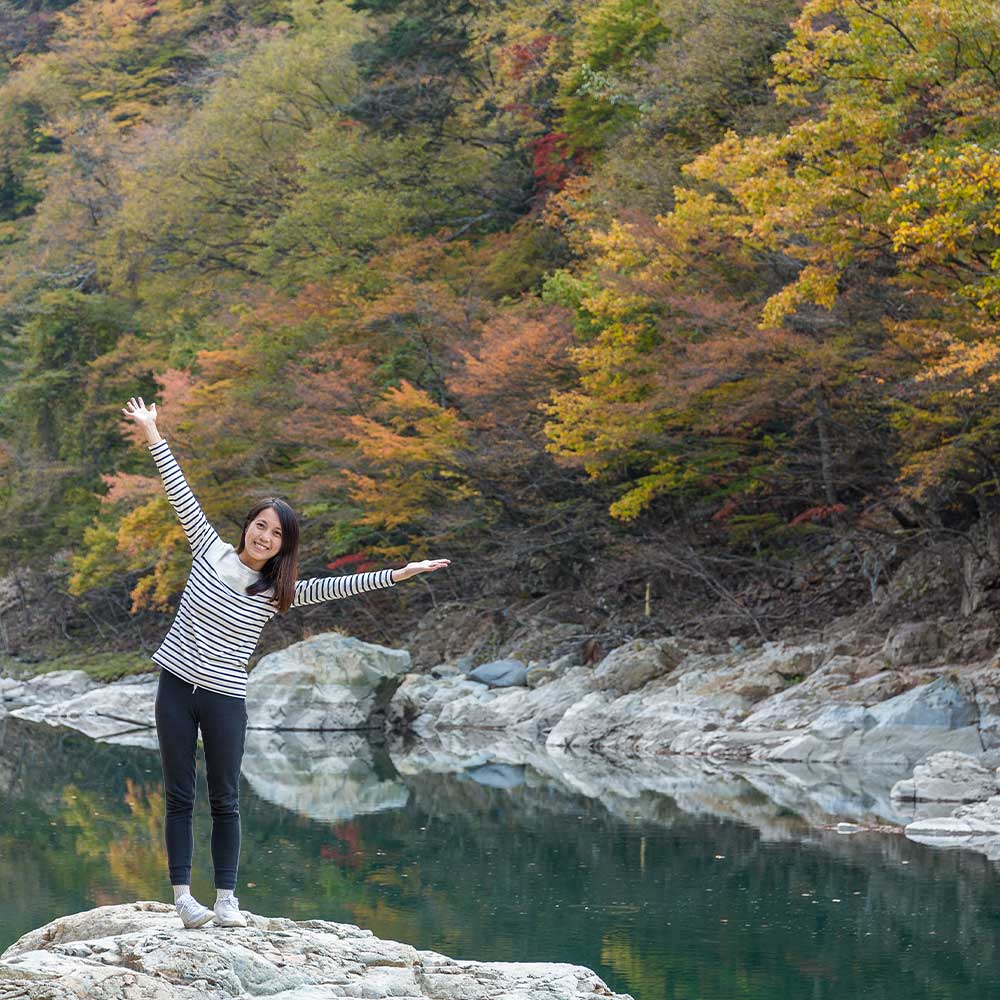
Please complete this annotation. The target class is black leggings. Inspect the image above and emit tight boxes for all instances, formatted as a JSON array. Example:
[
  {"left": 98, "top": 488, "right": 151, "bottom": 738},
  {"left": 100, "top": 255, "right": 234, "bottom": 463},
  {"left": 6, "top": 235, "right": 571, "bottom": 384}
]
[{"left": 154, "top": 667, "right": 248, "bottom": 890}]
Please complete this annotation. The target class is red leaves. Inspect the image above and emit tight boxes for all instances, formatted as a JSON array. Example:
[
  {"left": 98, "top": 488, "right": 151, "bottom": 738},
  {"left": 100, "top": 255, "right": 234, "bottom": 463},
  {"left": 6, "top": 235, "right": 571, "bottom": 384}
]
[
  {"left": 789, "top": 503, "right": 847, "bottom": 526},
  {"left": 326, "top": 552, "right": 377, "bottom": 572},
  {"left": 502, "top": 35, "right": 555, "bottom": 81},
  {"left": 531, "top": 132, "right": 575, "bottom": 195},
  {"left": 711, "top": 498, "right": 739, "bottom": 523}
]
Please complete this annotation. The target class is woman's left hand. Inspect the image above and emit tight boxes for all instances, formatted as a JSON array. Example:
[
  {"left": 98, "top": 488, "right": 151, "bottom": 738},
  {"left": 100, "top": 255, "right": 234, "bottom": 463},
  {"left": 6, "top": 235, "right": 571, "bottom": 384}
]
[{"left": 392, "top": 559, "right": 451, "bottom": 582}]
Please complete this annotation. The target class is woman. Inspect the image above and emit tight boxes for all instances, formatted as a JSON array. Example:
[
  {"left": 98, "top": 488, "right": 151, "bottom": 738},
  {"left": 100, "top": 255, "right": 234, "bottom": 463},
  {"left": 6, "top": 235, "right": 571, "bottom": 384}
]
[{"left": 121, "top": 396, "right": 449, "bottom": 929}]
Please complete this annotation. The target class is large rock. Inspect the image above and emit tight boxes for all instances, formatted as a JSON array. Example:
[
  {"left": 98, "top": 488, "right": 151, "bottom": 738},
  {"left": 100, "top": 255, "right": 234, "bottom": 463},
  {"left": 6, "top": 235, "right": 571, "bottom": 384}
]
[
  {"left": 867, "top": 676, "right": 976, "bottom": 729},
  {"left": 890, "top": 751, "right": 997, "bottom": 802},
  {"left": 766, "top": 674, "right": 984, "bottom": 766},
  {"left": 10, "top": 674, "right": 157, "bottom": 739},
  {"left": 246, "top": 634, "right": 411, "bottom": 731},
  {"left": 0, "top": 902, "right": 629, "bottom": 1000},
  {"left": 467, "top": 658, "right": 528, "bottom": 687}
]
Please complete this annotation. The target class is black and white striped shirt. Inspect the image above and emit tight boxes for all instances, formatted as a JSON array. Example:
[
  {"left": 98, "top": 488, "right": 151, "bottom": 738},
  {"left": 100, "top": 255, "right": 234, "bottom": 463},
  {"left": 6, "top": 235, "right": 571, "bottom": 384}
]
[{"left": 147, "top": 439, "right": 396, "bottom": 699}]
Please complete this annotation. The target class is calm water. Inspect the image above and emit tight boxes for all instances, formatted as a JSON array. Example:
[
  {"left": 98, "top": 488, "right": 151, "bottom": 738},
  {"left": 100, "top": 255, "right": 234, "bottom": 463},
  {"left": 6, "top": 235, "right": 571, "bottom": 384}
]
[{"left": 2, "top": 715, "right": 1000, "bottom": 999}]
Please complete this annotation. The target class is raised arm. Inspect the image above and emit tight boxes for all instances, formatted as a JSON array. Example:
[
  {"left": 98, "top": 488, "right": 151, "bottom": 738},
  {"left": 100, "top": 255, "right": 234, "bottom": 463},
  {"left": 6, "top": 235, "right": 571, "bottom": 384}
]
[
  {"left": 122, "top": 396, "right": 218, "bottom": 557},
  {"left": 291, "top": 569, "right": 395, "bottom": 608},
  {"left": 148, "top": 439, "right": 218, "bottom": 556}
]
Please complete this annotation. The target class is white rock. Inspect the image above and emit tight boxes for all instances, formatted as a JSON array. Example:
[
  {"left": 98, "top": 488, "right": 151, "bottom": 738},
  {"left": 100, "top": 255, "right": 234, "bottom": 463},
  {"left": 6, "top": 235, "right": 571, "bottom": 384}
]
[
  {"left": 247, "top": 634, "right": 411, "bottom": 731},
  {"left": 0, "top": 902, "right": 629, "bottom": 1000}
]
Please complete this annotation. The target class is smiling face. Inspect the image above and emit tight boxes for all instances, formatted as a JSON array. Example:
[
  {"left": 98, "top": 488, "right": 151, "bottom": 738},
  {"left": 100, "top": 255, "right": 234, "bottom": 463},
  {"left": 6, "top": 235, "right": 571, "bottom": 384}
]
[{"left": 241, "top": 505, "right": 284, "bottom": 570}]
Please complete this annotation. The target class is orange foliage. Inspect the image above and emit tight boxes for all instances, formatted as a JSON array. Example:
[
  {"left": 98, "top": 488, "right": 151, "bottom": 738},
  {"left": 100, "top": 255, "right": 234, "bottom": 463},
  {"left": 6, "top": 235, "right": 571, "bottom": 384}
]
[{"left": 450, "top": 306, "right": 575, "bottom": 424}]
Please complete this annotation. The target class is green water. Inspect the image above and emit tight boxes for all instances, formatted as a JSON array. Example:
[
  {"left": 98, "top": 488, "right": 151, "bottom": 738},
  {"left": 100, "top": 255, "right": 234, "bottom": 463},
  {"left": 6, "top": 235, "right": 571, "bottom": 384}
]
[{"left": 2, "top": 715, "right": 1000, "bottom": 999}]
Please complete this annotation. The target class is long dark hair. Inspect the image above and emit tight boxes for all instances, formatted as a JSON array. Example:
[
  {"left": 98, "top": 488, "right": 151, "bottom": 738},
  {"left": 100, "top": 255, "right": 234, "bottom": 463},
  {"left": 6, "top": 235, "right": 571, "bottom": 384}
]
[{"left": 237, "top": 498, "right": 299, "bottom": 613}]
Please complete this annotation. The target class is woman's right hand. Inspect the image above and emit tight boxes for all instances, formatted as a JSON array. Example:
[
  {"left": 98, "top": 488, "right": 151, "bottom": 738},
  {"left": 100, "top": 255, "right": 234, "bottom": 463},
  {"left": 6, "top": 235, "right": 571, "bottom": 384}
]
[{"left": 121, "top": 396, "right": 161, "bottom": 444}]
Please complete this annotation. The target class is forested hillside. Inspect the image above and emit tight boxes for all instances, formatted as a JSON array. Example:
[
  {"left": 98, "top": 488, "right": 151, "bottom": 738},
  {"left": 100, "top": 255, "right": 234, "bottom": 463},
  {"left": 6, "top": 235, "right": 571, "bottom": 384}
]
[{"left": 1, "top": 0, "right": 998, "bottom": 664}]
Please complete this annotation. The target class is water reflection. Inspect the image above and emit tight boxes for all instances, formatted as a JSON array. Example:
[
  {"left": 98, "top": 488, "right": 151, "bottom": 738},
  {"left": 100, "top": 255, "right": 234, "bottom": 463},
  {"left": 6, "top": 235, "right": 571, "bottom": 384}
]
[
  {"left": 2, "top": 715, "right": 1000, "bottom": 1000},
  {"left": 242, "top": 731, "right": 408, "bottom": 822}
]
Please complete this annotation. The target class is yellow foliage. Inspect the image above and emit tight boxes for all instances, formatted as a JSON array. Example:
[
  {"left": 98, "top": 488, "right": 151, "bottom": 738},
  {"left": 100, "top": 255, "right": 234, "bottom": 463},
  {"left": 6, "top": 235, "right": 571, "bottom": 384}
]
[{"left": 117, "top": 497, "right": 189, "bottom": 612}]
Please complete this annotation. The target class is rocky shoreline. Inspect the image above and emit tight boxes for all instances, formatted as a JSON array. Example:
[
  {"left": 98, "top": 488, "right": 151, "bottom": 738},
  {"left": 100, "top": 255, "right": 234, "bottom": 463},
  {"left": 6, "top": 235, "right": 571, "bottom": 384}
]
[
  {"left": 0, "top": 902, "right": 628, "bottom": 1000},
  {"left": 5, "top": 619, "right": 1000, "bottom": 859}
]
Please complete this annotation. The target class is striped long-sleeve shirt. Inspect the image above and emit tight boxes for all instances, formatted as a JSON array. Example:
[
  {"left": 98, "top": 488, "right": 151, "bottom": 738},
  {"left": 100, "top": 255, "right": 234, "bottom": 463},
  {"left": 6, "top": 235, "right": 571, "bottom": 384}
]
[{"left": 147, "top": 438, "right": 396, "bottom": 699}]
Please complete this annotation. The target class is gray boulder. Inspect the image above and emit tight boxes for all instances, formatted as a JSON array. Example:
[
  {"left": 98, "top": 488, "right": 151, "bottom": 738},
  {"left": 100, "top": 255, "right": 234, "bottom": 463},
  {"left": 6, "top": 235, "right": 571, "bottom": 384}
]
[
  {"left": 246, "top": 633, "right": 411, "bottom": 730},
  {"left": 890, "top": 751, "right": 997, "bottom": 802},
  {"left": 867, "top": 676, "right": 976, "bottom": 729},
  {"left": 467, "top": 658, "right": 528, "bottom": 687},
  {"left": 0, "top": 902, "right": 629, "bottom": 1000}
]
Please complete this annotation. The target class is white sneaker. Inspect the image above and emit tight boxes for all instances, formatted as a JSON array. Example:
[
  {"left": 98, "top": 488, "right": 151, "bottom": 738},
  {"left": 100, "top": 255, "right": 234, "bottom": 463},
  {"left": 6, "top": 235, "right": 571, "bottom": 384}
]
[
  {"left": 175, "top": 893, "right": 214, "bottom": 929},
  {"left": 214, "top": 895, "right": 247, "bottom": 928}
]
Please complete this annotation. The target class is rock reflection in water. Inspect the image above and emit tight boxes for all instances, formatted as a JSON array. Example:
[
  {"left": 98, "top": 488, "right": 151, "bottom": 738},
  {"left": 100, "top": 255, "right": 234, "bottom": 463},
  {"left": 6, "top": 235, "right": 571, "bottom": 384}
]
[
  {"left": 242, "top": 730, "right": 409, "bottom": 822},
  {"left": 387, "top": 731, "right": 948, "bottom": 835}
]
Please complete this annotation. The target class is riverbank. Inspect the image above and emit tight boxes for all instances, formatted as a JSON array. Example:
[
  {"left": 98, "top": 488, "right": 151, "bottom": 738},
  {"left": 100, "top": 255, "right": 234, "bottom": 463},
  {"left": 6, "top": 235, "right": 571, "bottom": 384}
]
[{"left": 5, "top": 606, "right": 1000, "bottom": 859}]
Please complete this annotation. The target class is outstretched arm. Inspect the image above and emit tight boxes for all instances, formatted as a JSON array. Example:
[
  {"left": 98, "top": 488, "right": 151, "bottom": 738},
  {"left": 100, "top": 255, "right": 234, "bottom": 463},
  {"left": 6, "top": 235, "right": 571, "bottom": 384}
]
[
  {"left": 122, "top": 396, "right": 218, "bottom": 557},
  {"left": 291, "top": 558, "right": 451, "bottom": 608},
  {"left": 292, "top": 568, "right": 396, "bottom": 608}
]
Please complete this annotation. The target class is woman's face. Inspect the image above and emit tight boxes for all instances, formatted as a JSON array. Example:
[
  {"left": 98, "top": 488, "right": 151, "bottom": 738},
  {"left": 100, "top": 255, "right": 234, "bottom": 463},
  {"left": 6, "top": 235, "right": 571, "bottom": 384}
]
[{"left": 244, "top": 506, "right": 283, "bottom": 564}]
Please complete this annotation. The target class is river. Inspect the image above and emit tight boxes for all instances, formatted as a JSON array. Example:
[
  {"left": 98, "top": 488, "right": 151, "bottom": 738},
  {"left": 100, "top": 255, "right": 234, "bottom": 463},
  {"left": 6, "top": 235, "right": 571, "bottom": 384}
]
[{"left": 1, "top": 715, "right": 998, "bottom": 999}]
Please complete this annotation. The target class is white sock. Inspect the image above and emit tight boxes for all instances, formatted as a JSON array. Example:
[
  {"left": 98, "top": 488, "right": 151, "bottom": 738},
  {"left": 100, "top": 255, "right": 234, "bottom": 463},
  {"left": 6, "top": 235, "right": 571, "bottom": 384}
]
[
  {"left": 172, "top": 885, "right": 191, "bottom": 903},
  {"left": 216, "top": 889, "right": 234, "bottom": 902}
]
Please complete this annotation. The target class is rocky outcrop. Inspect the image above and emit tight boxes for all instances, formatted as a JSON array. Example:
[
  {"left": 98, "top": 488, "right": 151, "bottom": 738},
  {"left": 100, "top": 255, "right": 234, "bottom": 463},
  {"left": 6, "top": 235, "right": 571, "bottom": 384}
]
[
  {"left": 1, "top": 635, "right": 414, "bottom": 741},
  {"left": 392, "top": 639, "right": 984, "bottom": 764},
  {"left": 387, "top": 630, "right": 1000, "bottom": 778},
  {"left": 0, "top": 902, "right": 629, "bottom": 1000},
  {"left": 763, "top": 675, "right": 985, "bottom": 766},
  {"left": 246, "top": 634, "right": 411, "bottom": 731},
  {"left": 387, "top": 666, "right": 595, "bottom": 739},
  {"left": 8, "top": 618, "right": 1000, "bottom": 808}
]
